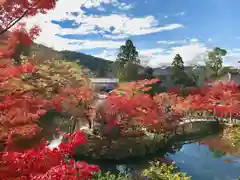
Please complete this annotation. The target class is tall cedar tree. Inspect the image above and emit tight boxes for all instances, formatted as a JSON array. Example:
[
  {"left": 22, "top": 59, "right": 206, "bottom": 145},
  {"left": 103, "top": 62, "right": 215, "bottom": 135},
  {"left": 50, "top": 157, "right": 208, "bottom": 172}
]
[
  {"left": 115, "top": 39, "right": 140, "bottom": 81},
  {"left": 171, "top": 54, "right": 186, "bottom": 85},
  {"left": 206, "top": 47, "right": 227, "bottom": 79}
]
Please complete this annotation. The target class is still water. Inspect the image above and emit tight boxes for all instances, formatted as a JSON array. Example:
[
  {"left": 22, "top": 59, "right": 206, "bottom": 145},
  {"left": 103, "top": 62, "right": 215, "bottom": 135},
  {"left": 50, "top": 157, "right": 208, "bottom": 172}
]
[
  {"left": 168, "top": 142, "right": 240, "bottom": 180},
  {"left": 87, "top": 134, "right": 240, "bottom": 180},
  {"left": 42, "top": 113, "right": 240, "bottom": 180}
]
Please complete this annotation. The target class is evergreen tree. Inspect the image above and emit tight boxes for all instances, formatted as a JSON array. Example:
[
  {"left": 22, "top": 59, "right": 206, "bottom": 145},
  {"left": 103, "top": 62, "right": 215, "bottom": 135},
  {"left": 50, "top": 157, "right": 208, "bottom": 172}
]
[
  {"left": 206, "top": 47, "right": 227, "bottom": 79},
  {"left": 143, "top": 66, "right": 154, "bottom": 79},
  {"left": 172, "top": 54, "right": 184, "bottom": 70},
  {"left": 115, "top": 39, "right": 140, "bottom": 81},
  {"left": 171, "top": 54, "right": 186, "bottom": 85}
]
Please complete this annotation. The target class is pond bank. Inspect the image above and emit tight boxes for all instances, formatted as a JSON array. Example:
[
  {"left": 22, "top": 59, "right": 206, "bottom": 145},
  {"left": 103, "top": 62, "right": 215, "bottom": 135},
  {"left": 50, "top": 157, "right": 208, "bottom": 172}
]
[
  {"left": 77, "top": 131, "right": 240, "bottom": 180},
  {"left": 73, "top": 121, "right": 222, "bottom": 160},
  {"left": 74, "top": 131, "right": 167, "bottom": 160}
]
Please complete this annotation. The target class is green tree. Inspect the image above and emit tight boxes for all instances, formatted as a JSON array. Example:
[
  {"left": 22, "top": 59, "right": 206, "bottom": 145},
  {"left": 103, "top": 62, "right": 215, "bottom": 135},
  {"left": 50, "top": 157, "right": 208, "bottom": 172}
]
[
  {"left": 171, "top": 54, "right": 186, "bottom": 85},
  {"left": 95, "top": 65, "right": 108, "bottom": 77},
  {"left": 206, "top": 47, "right": 227, "bottom": 79},
  {"left": 115, "top": 39, "right": 140, "bottom": 81},
  {"left": 143, "top": 66, "right": 154, "bottom": 79},
  {"left": 13, "top": 43, "right": 30, "bottom": 65}
]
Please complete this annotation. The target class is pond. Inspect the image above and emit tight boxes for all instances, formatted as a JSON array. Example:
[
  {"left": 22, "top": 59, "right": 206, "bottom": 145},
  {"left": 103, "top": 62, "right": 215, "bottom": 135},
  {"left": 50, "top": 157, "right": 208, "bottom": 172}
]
[
  {"left": 168, "top": 139, "right": 240, "bottom": 180},
  {"left": 19, "top": 113, "right": 240, "bottom": 180},
  {"left": 79, "top": 133, "right": 240, "bottom": 180}
]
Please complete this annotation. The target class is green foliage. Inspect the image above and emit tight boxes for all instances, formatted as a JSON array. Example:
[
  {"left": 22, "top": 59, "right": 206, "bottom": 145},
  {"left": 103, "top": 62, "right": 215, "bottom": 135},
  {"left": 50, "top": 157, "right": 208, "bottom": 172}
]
[
  {"left": 13, "top": 43, "right": 31, "bottom": 65},
  {"left": 93, "top": 171, "right": 132, "bottom": 180},
  {"left": 30, "top": 43, "right": 113, "bottom": 77},
  {"left": 16, "top": 58, "right": 92, "bottom": 99},
  {"left": 223, "top": 127, "right": 240, "bottom": 147},
  {"left": 208, "top": 148, "right": 226, "bottom": 158},
  {"left": 142, "top": 66, "right": 155, "bottom": 79},
  {"left": 171, "top": 54, "right": 186, "bottom": 85},
  {"left": 206, "top": 47, "right": 227, "bottom": 79},
  {"left": 93, "top": 162, "right": 191, "bottom": 180},
  {"left": 145, "top": 81, "right": 166, "bottom": 96},
  {"left": 142, "top": 162, "right": 191, "bottom": 180},
  {"left": 115, "top": 39, "right": 140, "bottom": 81},
  {"left": 172, "top": 54, "right": 184, "bottom": 70},
  {"left": 171, "top": 54, "right": 196, "bottom": 87}
]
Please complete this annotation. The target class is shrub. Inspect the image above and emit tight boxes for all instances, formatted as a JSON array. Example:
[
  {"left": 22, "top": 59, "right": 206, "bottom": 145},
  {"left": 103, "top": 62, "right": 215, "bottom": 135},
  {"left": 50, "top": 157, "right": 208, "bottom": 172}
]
[{"left": 142, "top": 161, "right": 191, "bottom": 180}]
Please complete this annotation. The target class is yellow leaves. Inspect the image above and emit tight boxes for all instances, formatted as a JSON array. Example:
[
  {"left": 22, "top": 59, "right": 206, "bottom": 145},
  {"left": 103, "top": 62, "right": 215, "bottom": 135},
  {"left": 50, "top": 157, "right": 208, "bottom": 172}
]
[
  {"left": 222, "top": 127, "right": 240, "bottom": 147},
  {"left": 5, "top": 78, "right": 36, "bottom": 91}
]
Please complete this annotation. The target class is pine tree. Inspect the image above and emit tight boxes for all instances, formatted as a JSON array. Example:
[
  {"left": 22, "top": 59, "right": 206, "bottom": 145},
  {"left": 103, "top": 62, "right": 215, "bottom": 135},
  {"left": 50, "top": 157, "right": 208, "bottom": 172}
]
[
  {"left": 171, "top": 54, "right": 186, "bottom": 85},
  {"left": 115, "top": 39, "right": 140, "bottom": 81}
]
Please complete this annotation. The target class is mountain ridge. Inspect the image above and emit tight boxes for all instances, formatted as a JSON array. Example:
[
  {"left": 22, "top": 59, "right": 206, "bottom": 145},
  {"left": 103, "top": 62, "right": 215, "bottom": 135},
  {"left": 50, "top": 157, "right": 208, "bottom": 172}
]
[{"left": 31, "top": 44, "right": 114, "bottom": 76}]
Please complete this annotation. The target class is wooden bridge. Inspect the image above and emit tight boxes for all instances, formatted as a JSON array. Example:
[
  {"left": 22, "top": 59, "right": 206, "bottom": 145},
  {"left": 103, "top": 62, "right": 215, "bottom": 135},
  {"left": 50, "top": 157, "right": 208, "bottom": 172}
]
[
  {"left": 178, "top": 118, "right": 240, "bottom": 126},
  {"left": 179, "top": 118, "right": 217, "bottom": 125}
]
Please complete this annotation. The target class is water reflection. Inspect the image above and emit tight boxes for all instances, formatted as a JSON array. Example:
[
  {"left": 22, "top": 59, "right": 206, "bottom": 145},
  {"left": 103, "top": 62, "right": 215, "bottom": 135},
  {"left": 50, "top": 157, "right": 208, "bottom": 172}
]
[
  {"left": 48, "top": 135, "right": 63, "bottom": 150},
  {"left": 91, "top": 134, "right": 240, "bottom": 180},
  {"left": 168, "top": 142, "right": 240, "bottom": 180}
]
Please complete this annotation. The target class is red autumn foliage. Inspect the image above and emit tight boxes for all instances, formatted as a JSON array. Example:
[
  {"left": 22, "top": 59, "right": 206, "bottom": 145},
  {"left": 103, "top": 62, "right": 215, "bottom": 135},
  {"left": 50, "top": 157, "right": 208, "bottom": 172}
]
[
  {"left": 0, "top": 61, "right": 100, "bottom": 179},
  {"left": 0, "top": 0, "right": 101, "bottom": 179},
  {"left": 0, "top": 132, "right": 100, "bottom": 180},
  {"left": 0, "top": 0, "right": 239, "bottom": 179},
  {"left": 102, "top": 78, "right": 184, "bottom": 134},
  {"left": 0, "top": 0, "right": 55, "bottom": 35},
  {"left": 157, "top": 82, "right": 240, "bottom": 119}
]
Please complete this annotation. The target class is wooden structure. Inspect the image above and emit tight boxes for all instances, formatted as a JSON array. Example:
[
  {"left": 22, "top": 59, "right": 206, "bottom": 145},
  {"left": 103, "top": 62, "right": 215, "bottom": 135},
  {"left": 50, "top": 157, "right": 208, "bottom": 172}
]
[{"left": 90, "top": 78, "right": 118, "bottom": 92}]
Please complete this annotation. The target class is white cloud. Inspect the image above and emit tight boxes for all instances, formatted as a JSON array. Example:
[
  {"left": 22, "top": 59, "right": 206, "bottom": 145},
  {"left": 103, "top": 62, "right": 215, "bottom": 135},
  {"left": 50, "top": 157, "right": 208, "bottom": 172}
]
[
  {"left": 157, "top": 40, "right": 186, "bottom": 45},
  {"left": 140, "top": 48, "right": 165, "bottom": 55},
  {"left": 175, "top": 12, "right": 185, "bottom": 16},
  {"left": 157, "top": 38, "right": 200, "bottom": 45},
  {"left": 103, "top": 33, "right": 129, "bottom": 40},
  {"left": 190, "top": 38, "right": 199, "bottom": 42},
  {"left": 224, "top": 49, "right": 240, "bottom": 68},
  {"left": 85, "top": 0, "right": 133, "bottom": 10},
  {"left": 94, "top": 49, "right": 117, "bottom": 60},
  {"left": 145, "top": 42, "right": 208, "bottom": 67},
  {"left": 93, "top": 42, "right": 209, "bottom": 67},
  {"left": 141, "top": 43, "right": 240, "bottom": 68},
  {"left": 117, "top": 3, "right": 133, "bottom": 10},
  {"left": 70, "top": 39, "right": 124, "bottom": 50},
  {"left": 93, "top": 40, "right": 240, "bottom": 68},
  {"left": 208, "top": 38, "right": 213, "bottom": 42},
  {"left": 84, "top": 0, "right": 118, "bottom": 8},
  {"left": 97, "top": 6, "right": 106, "bottom": 11},
  {"left": 21, "top": 0, "right": 183, "bottom": 50},
  {"left": 60, "top": 14, "right": 183, "bottom": 37}
]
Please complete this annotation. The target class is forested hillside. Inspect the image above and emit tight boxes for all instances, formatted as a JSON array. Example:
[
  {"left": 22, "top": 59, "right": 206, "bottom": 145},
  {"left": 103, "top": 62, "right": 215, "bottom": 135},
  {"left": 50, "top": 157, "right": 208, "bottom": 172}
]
[{"left": 31, "top": 44, "right": 114, "bottom": 77}]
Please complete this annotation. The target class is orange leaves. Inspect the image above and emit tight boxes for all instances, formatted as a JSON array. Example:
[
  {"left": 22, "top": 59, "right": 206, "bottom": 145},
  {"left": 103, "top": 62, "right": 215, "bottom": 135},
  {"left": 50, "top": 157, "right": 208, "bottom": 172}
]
[
  {"left": 117, "top": 78, "right": 160, "bottom": 95},
  {"left": 0, "top": 85, "right": 58, "bottom": 142},
  {"left": 21, "top": 62, "right": 37, "bottom": 73},
  {"left": 61, "top": 86, "right": 93, "bottom": 103}
]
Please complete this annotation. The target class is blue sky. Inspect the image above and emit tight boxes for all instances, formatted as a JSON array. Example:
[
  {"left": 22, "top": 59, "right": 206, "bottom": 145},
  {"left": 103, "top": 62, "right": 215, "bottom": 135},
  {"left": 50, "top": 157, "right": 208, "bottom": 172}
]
[{"left": 24, "top": 0, "right": 240, "bottom": 67}]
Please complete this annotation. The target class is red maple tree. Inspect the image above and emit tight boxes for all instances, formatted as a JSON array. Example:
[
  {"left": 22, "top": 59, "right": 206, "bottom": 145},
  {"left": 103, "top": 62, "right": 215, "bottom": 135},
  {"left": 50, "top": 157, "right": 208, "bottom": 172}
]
[{"left": 0, "top": 1, "right": 101, "bottom": 179}]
